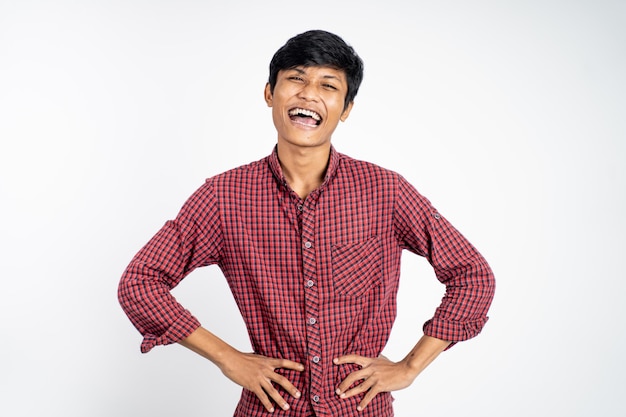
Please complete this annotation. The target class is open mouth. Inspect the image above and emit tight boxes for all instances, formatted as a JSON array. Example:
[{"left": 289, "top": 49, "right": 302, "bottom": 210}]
[{"left": 288, "top": 107, "right": 322, "bottom": 127}]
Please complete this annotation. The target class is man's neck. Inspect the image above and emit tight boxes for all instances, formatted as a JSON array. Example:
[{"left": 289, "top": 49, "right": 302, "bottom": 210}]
[{"left": 276, "top": 142, "right": 331, "bottom": 200}]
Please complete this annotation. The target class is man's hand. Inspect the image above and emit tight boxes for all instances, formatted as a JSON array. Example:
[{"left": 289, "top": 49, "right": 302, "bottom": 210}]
[
  {"left": 178, "top": 327, "right": 304, "bottom": 413},
  {"left": 333, "top": 335, "right": 451, "bottom": 411},
  {"left": 333, "top": 354, "right": 416, "bottom": 411},
  {"left": 219, "top": 351, "right": 304, "bottom": 413}
]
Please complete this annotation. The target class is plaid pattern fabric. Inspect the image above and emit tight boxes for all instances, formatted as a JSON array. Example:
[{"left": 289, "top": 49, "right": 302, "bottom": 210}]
[{"left": 118, "top": 146, "right": 495, "bottom": 417}]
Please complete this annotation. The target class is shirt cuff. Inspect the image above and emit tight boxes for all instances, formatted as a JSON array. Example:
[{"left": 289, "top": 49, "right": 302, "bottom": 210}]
[
  {"left": 140, "top": 310, "right": 201, "bottom": 353},
  {"left": 422, "top": 316, "right": 489, "bottom": 350}
]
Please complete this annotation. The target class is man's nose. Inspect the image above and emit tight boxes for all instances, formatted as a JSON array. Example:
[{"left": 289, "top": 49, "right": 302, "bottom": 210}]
[{"left": 298, "top": 82, "right": 319, "bottom": 101}]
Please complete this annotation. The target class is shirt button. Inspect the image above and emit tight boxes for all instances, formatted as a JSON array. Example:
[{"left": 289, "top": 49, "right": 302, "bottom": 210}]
[
  {"left": 308, "top": 317, "right": 317, "bottom": 325},
  {"left": 297, "top": 204, "right": 303, "bottom": 211},
  {"left": 304, "top": 241, "right": 312, "bottom": 249},
  {"left": 306, "top": 280, "right": 314, "bottom": 288},
  {"left": 312, "top": 356, "right": 320, "bottom": 363},
  {"left": 312, "top": 395, "right": 320, "bottom": 403}
]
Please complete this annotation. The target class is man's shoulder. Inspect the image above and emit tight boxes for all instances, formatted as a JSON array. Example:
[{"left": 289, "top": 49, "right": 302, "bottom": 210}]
[
  {"left": 205, "top": 155, "right": 271, "bottom": 184},
  {"left": 337, "top": 151, "right": 401, "bottom": 181}
]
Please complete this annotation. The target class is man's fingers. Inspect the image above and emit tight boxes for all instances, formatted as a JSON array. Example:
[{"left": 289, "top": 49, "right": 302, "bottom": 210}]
[
  {"left": 253, "top": 384, "right": 276, "bottom": 413},
  {"left": 260, "top": 378, "right": 291, "bottom": 412},
  {"left": 268, "top": 371, "right": 302, "bottom": 399},
  {"left": 335, "top": 367, "right": 371, "bottom": 397},
  {"left": 336, "top": 373, "right": 379, "bottom": 411},
  {"left": 267, "top": 357, "right": 303, "bottom": 398},
  {"left": 357, "top": 388, "right": 378, "bottom": 412},
  {"left": 333, "top": 354, "right": 370, "bottom": 395},
  {"left": 259, "top": 357, "right": 304, "bottom": 409},
  {"left": 274, "top": 358, "right": 305, "bottom": 372},
  {"left": 333, "top": 354, "right": 370, "bottom": 367},
  {"left": 222, "top": 352, "right": 305, "bottom": 411},
  {"left": 336, "top": 373, "right": 372, "bottom": 399}
]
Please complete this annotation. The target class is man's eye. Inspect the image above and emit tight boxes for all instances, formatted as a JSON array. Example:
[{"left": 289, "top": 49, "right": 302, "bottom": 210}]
[
  {"left": 288, "top": 76, "right": 303, "bottom": 81},
  {"left": 323, "top": 84, "right": 337, "bottom": 90}
]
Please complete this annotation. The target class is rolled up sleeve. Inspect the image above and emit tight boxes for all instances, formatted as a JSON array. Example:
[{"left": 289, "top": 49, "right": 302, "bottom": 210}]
[
  {"left": 395, "top": 177, "right": 496, "bottom": 347},
  {"left": 117, "top": 181, "right": 222, "bottom": 352}
]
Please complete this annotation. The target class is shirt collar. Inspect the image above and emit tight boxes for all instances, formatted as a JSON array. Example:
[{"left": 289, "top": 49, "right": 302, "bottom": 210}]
[{"left": 267, "top": 145, "right": 341, "bottom": 192}]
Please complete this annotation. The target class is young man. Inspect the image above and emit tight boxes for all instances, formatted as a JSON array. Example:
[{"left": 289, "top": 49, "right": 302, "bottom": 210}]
[{"left": 118, "top": 30, "right": 495, "bottom": 417}]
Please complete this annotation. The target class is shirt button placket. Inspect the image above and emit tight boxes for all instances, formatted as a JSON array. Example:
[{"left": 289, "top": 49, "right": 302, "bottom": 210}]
[{"left": 301, "top": 202, "right": 322, "bottom": 410}]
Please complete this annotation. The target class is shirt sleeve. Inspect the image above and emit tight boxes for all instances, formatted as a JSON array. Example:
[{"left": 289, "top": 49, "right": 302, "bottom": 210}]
[
  {"left": 394, "top": 176, "right": 495, "bottom": 348},
  {"left": 118, "top": 180, "right": 223, "bottom": 353}
]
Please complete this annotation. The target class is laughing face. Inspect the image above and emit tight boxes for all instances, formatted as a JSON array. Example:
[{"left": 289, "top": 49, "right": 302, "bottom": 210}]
[{"left": 265, "top": 66, "right": 353, "bottom": 150}]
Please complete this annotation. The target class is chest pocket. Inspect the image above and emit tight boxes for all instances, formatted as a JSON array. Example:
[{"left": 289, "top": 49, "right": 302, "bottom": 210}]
[{"left": 331, "top": 236, "right": 382, "bottom": 298}]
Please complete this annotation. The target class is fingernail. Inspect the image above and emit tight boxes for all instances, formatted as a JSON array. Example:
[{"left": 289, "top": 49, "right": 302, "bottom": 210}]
[
  {"left": 269, "top": 407, "right": 274, "bottom": 413},
  {"left": 283, "top": 404, "right": 290, "bottom": 410},
  {"left": 357, "top": 406, "right": 363, "bottom": 412},
  {"left": 333, "top": 358, "right": 339, "bottom": 364},
  {"left": 335, "top": 388, "right": 341, "bottom": 395},
  {"left": 295, "top": 391, "right": 301, "bottom": 398}
]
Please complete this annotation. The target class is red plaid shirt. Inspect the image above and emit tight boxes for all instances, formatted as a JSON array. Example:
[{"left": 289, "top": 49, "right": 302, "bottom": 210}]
[{"left": 118, "top": 146, "right": 495, "bottom": 417}]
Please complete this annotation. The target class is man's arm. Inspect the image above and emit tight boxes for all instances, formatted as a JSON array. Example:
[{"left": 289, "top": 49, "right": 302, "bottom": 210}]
[
  {"left": 333, "top": 335, "right": 451, "bottom": 411},
  {"left": 333, "top": 175, "right": 495, "bottom": 411},
  {"left": 119, "top": 182, "right": 305, "bottom": 412},
  {"left": 179, "top": 327, "right": 304, "bottom": 413},
  {"left": 118, "top": 182, "right": 222, "bottom": 353},
  {"left": 121, "top": 236, "right": 305, "bottom": 414}
]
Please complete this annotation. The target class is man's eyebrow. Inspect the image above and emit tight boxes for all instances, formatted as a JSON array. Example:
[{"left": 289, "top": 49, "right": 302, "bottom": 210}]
[
  {"left": 288, "top": 67, "right": 344, "bottom": 81},
  {"left": 285, "top": 67, "right": 307, "bottom": 75},
  {"left": 322, "top": 74, "right": 342, "bottom": 81}
]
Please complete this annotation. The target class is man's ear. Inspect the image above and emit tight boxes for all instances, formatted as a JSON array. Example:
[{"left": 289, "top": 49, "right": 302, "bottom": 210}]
[
  {"left": 340, "top": 101, "right": 354, "bottom": 122},
  {"left": 264, "top": 83, "right": 273, "bottom": 107}
]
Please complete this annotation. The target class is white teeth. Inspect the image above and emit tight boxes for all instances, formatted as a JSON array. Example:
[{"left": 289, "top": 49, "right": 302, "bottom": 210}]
[{"left": 289, "top": 108, "right": 321, "bottom": 121}]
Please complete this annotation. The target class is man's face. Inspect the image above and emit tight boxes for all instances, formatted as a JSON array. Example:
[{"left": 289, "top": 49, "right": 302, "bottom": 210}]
[{"left": 265, "top": 66, "right": 353, "bottom": 150}]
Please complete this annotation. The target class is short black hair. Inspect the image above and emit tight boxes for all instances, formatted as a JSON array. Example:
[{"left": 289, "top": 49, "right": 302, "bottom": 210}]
[{"left": 268, "top": 30, "right": 364, "bottom": 110}]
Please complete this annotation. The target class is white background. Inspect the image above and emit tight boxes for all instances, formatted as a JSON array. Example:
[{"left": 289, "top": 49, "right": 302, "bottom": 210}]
[{"left": 1, "top": 1, "right": 624, "bottom": 416}]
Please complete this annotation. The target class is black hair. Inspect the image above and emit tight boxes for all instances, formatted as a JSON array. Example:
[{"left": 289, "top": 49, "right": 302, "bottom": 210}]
[{"left": 268, "top": 30, "right": 364, "bottom": 110}]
